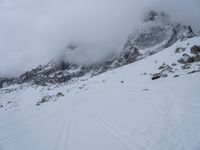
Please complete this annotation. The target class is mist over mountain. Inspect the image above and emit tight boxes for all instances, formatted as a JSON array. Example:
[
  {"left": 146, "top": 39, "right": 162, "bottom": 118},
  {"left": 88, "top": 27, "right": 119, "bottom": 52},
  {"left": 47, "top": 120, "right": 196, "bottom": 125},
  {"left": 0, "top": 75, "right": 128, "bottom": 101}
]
[
  {"left": 0, "top": 1, "right": 200, "bottom": 150},
  {"left": 0, "top": 0, "right": 199, "bottom": 77}
]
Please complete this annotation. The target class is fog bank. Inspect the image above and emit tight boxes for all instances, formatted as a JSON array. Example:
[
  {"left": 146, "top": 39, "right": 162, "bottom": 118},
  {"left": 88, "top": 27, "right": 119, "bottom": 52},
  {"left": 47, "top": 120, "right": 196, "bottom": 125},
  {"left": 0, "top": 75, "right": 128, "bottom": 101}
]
[{"left": 0, "top": 0, "right": 199, "bottom": 76}]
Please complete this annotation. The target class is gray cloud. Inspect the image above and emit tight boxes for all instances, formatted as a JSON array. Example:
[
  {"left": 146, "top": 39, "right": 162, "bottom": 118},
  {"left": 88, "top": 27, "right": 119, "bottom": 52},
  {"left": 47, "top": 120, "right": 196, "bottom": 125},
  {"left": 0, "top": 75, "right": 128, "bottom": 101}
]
[{"left": 0, "top": 0, "right": 199, "bottom": 76}]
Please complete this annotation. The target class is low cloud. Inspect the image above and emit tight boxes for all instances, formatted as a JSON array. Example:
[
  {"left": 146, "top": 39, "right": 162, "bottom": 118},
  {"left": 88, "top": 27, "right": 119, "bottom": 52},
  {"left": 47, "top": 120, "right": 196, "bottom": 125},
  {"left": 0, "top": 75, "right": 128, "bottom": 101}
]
[{"left": 0, "top": 0, "right": 199, "bottom": 76}]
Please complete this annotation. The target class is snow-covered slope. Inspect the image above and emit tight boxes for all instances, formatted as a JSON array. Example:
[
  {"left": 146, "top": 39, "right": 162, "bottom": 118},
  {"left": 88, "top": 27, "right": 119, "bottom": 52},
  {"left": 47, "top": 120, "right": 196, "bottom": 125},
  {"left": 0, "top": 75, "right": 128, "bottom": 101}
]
[{"left": 0, "top": 36, "right": 200, "bottom": 150}]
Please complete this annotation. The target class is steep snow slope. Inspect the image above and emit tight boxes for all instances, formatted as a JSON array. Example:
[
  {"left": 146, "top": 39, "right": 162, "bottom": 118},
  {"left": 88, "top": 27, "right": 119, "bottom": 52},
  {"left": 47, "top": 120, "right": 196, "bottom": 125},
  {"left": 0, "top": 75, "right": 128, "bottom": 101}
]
[{"left": 0, "top": 37, "right": 200, "bottom": 150}]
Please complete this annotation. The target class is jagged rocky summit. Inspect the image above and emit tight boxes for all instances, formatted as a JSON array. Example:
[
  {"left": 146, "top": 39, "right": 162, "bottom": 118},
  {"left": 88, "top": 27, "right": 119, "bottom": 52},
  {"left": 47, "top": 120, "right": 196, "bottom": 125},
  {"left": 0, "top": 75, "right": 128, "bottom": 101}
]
[{"left": 0, "top": 10, "right": 196, "bottom": 88}]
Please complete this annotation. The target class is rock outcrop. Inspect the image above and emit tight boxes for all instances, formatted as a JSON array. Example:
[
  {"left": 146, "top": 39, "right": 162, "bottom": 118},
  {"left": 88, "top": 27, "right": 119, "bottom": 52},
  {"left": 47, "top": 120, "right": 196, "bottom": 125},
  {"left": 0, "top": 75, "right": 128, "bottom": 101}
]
[{"left": 114, "top": 11, "right": 194, "bottom": 66}]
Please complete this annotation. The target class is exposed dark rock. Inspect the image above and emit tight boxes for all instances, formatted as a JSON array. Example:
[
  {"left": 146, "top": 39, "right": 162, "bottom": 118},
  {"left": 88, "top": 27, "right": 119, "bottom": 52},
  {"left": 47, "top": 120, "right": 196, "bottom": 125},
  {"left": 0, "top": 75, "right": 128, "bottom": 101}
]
[
  {"left": 0, "top": 78, "right": 15, "bottom": 88},
  {"left": 152, "top": 74, "right": 162, "bottom": 80},
  {"left": 152, "top": 73, "right": 168, "bottom": 80},
  {"left": 193, "top": 55, "right": 200, "bottom": 62},
  {"left": 175, "top": 47, "right": 186, "bottom": 53},
  {"left": 160, "top": 66, "right": 174, "bottom": 74},
  {"left": 178, "top": 54, "right": 195, "bottom": 64},
  {"left": 144, "top": 10, "right": 159, "bottom": 22},
  {"left": 91, "top": 57, "right": 116, "bottom": 76},
  {"left": 178, "top": 52, "right": 200, "bottom": 64},
  {"left": 181, "top": 64, "right": 191, "bottom": 69},
  {"left": 152, "top": 64, "right": 173, "bottom": 80},
  {"left": 0, "top": 78, "right": 6, "bottom": 88},
  {"left": 36, "top": 96, "right": 51, "bottom": 106},
  {"left": 41, "top": 96, "right": 50, "bottom": 103},
  {"left": 56, "top": 92, "right": 64, "bottom": 97},
  {"left": 36, "top": 93, "right": 65, "bottom": 106},
  {"left": 78, "top": 84, "right": 86, "bottom": 89},
  {"left": 191, "top": 45, "right": 200, "bottom": 54},
  {"left": 173, "top": 75, "right": 179, "bottom": 78},
  {"left": 144, "top": 10, "right": 169, "bottom": 23},
  {"left": 57, "top": 61, "right": 73, "bottom": 70},
  {"left": 113, "top": 47, "right": 140, "bottom": 67},
  {"left": 141, "top": 73, "right": 148, "bottom": 75},
  {"left": 142, "top": 89, "right": 149, "bottom": 91},
  {"left": 158, "top": 63, "right": 167, "bottom": 70},
  {"left": 152, "top": 74, "right": 161, "bottom": 80},
  {"left": 171, "top": 63, "right": 177, "bottom": 66},
  {"left": 187, "top": 70, "right": 200, "bottom": 74},
  {"left": 1, "top": 88, "right": 17, "bottom": 94}
]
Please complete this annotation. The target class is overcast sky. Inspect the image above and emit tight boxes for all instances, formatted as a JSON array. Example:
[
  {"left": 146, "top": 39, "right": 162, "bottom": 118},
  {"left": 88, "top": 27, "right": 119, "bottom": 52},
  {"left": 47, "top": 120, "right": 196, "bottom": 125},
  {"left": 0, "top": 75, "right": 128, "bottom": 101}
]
[{"left": 0, "top": 0, "right": 199, "bottom": 77}]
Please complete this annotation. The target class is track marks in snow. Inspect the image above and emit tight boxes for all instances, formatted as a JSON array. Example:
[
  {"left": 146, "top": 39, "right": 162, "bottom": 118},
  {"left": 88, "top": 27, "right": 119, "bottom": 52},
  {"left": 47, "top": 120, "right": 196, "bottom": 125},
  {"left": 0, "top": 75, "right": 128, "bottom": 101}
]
[
  {"left": 161, "top": 89, "right": 200, "bottom": 120},
  {"left": 0, "top": 115, "right": 46, "bottom": 146},
  {"left": 0, "top": 94, "right": 84, "bottom": 147},
  {"left": 81, "top": 87, "right": 188, "bottom": 150},
  {"left": 140, "top": 86, "right": 200, "bottom": 121},
  {"left": 82, "top": 105, "right": 150, "bottom": 150},
  {"left": 54, "top": 110, "right": 74, "bottom": 150},
  {"left": 0, "top": 106, "right": 70, "bottom": 146},
  {"left": 178, "top": 111, "right": 200, "bottom": 119}
]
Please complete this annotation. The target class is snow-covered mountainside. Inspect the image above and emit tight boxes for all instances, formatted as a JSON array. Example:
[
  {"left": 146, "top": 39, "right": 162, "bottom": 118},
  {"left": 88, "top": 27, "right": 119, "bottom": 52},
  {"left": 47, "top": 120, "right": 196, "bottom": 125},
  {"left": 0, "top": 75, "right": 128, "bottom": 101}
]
[
  {"left": 0, "top": 11, "right": 195, "bottom": 88},
  {"left": 0, "top": 11, "right": 200, "bottom": 150}
]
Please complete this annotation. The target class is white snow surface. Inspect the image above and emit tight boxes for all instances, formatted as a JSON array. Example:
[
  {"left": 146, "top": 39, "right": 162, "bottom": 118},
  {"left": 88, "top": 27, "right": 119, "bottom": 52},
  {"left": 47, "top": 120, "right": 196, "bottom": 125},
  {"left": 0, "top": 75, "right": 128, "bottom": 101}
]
[{"left": 0, "top": 37, "right": 200, "bottom": 150}]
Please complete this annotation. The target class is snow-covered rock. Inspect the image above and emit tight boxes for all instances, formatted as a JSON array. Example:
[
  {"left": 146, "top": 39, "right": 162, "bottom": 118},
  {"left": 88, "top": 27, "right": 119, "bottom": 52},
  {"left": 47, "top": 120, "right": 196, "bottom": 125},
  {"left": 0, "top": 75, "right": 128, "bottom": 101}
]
[{"left": 113, "top": 11, "right": 195, "bottom": 66}]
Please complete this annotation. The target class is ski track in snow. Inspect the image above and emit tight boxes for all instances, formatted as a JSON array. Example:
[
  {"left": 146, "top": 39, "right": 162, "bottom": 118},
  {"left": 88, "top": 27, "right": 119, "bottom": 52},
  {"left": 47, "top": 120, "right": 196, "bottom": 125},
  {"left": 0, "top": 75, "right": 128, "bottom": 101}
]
[
  {"left": 0, "top": 91, "right": 85, "bottom": 148},
  {"left": 82, "top": 104, "right": 151, "bottom": 150},
  {"left": 161, "top": 88, "right": 200, "bottom": 120},
  {"left": 54, "top": 109, "right": 74, "bottom": 150},
  {"left": 0, "top": 85, "right": 199, "bottom": 150},
  {"left": 0, "top": 110, "right": 58, "bottom": 146},
  {"left": 80, "top": 85, "right": 192, "bottom": 150},
  {"left": 0, "top": 104, "right": 74, "bottom": 147},
  {"left": 138, "top": 85, "right": 200, "bottom": 121}
]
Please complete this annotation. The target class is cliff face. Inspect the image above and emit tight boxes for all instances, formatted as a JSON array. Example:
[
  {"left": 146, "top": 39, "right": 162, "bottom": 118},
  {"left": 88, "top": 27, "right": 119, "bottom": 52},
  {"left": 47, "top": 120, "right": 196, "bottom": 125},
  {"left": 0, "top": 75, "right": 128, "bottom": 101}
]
[
  {"left": 112, "top": 11, "right": 195, "bottom": 66},
  {"left": 94, "top": 11, "right": 195, "bottom": 73}
]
